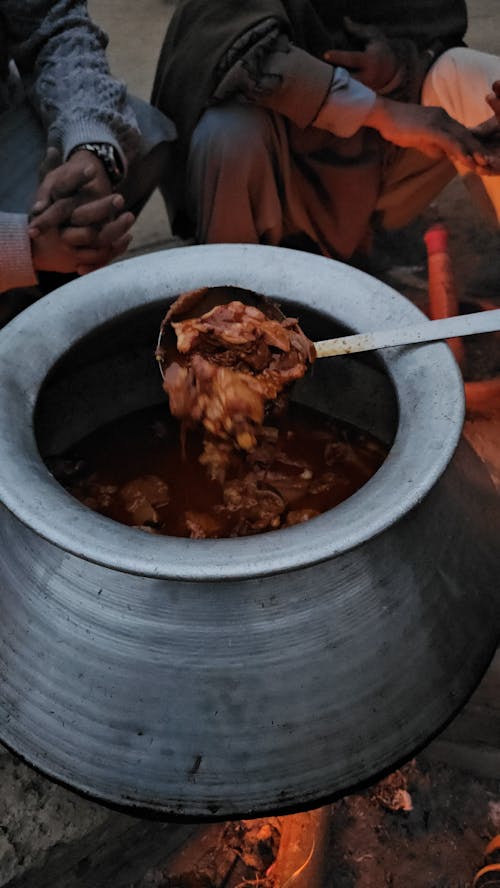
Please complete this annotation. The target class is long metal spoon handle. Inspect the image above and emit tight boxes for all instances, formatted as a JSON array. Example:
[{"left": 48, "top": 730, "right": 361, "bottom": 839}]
[{"left": 314, "top": 308, "right": 500, "bottom": 359}]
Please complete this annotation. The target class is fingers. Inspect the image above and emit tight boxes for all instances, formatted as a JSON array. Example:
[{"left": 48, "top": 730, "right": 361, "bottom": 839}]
[
  {"left": 50, "top": 164, "right": 96, "bottom": 202},
  {"left": 471, "top": 117, "right": 500, "bottom": 163},
  {"left": 63, "top": 151, "right": 113, "bottom": 201},
  {"left": 29, "top": 151, "right": 111, "bottom": 233},
  {"left": 32, "top": 164, "right": 94, "bottom": 215},
  {"left": 452, "top": 127, "right": 491, "bottom": 168},
  {"left": 76, "top": 232, "right": 132, "bottom": 276},
  {"left": 486, "top": 92, "right": 500, "bottom": 117},
  {"left": 485, "top": 80, "right": 500, "bottom": 118},
  {"left": 31, "top": 192, "right": 125, "bottom": 239},
  {"left": 96, "top": 211, "right": 135, "bottom": 247},
  {"left": 442, "top": 138, "right": 482, "bottom": 169},
  {"left": 33, "top": 192, "right": 133, "bottom": 256},
  {"left": 476, "top": 158, "right": 500, "bottom": 175},
  {"left": 38, "top": 146, "right": 62, "bottom": 181},
  {"left": 29, "top": 163, "right": 96, "bottom": 234},
  {"left": 438, "top": 128, "right": 491, "bottom": 171},
  {"left": 71, "top": 245, "right": 116, "bottom": 269},
  {"left": 323, "top": 48, "right": 364, "bottom": 70},
  {"left": 28, "top": 196, "right": 80, "bottom": 237},
  {"left": 61, "top": 211, "right": 134, "bottom": 249},
  {"left": 471, "top": 117, "right": 500, "bottom": 140},
  {"left": 60, "top": 225, "right": 100, "bottom": 248},
  {"left": 108, "top": 231, "right": 133, "bottom": 259},
  {"left": 68, "top": 207, "right": 134, "bottom": 275},
  {"left": 416, "top": 107, "right": 492, "bottom": 171},
  {"left": 70, "top": 193, "right": 125, "bottom": 227}
]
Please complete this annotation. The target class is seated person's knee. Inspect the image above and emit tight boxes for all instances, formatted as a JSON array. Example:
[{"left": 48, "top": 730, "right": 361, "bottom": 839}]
[{"left": 191, "top": 105, "right": 274, "bottom": 162}]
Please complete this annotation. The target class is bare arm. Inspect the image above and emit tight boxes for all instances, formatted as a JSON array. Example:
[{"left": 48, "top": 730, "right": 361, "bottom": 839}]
[{"left": 364, "top": 96, "right": 491, "bottom": 173}]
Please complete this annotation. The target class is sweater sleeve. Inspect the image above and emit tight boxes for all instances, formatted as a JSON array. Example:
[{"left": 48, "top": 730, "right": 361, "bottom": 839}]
[
  {"left": 2, "top": 0, "right": 141, "bottom": 167},
  {"left": 213, "top": 17, "right": 375, "bottom": 135},
  {"left": 0, "top": 213, "right": 38, "bottom": 294}
]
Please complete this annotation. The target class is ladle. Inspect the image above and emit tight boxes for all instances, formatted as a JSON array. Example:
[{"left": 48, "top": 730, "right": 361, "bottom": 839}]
[
  {"left": 313, "top": 306, "right": 500, "bottom": 358},
  {"left": 156, "top": 291, "right": 500, "bottom": 377}
]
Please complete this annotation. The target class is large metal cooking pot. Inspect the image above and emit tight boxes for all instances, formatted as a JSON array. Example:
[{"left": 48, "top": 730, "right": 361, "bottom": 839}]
[{"left": 0, "top": 245, "right": 498, "bottom": 818}]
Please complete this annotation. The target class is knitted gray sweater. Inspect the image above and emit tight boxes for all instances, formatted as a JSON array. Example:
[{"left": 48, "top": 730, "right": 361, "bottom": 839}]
[{"left": 0, "top": 0, "right": 141, "bottom": 294}]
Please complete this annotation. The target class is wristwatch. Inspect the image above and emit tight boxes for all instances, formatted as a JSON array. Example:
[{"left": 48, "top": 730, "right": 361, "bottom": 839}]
[{"left": 70, "top": 142, "right": 124, "bottom": 186}]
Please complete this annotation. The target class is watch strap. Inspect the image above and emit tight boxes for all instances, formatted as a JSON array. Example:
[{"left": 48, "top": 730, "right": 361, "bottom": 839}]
[{"left": 70, "top": 142, "right": 124, "bottom": 186}]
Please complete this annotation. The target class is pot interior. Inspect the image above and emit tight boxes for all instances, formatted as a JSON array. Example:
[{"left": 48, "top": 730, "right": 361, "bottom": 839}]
[{"left": 35, "top": 290, "right": 398, "bottom": 469}]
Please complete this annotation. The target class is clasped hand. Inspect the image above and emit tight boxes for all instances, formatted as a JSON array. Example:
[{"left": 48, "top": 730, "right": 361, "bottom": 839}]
[
  {"left": 28, "top": 147, "right": 134, "bottom": 276},
  {"left": 471, "top": 79, "right": 500, "bottom": 163}
]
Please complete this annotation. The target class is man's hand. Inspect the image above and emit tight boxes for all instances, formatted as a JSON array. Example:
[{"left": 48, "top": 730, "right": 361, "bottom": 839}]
[
  {"left": 30, "top": 193, "right": 134, "bottom": 276},
  {"left": 63, "top": 193, "right": 135, "bottom": 273},
  {"left": 464, "top": 81, "right": 500, "bottom": 172},
  {"left": 365, "top": 97, "right": 495, "bottom": 173},
  {"left": 323, "top": 18, "right": 398, "bottom": 92},
  {"left": 29, "top": 149, "right": 112, "bottom": 234},
  {"left": 486, "top": 80, "right": 500, "bottom": 119}
]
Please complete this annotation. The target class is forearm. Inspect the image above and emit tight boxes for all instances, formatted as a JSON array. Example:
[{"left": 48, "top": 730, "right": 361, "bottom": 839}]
[
  {"left": 213, "top": 17, "right": 378, "bottom": 138},
  {"left": 360, "top": 94, "right": 492, "bottom": 175},
  {"left": 0, "top": 213, "right": 37, "bottom": 294},
  {"left": 4, "top": 0, "right": 141, "bottom": 166}
]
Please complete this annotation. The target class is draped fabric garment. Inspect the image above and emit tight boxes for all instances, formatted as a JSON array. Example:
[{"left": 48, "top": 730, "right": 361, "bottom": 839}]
[
  {"left": 152, "top": 0, "right": 467, "bottom": 149},
  {"left": 151, "top": 0, "right": 467, "bottom": 257}
]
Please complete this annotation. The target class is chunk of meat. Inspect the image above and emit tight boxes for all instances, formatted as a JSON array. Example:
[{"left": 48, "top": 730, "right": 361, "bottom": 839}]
[
  {"left": 218, "top": 478, "right": 286, "bottom": 535},
  {"left": 199, "top": 438, "right": 234, "bottom": 484},
  {"left": 285, "top": 509, "right": 320, "bottom": 526},
  {"left": 252, "top": 467, "right": 313, "bottom": 506},
  {"left": 119, "top": 475, "right": 169, "bottom": 526},
  {"left": 172, "top": 301, "right": 295, "bottom": 363},
  {"left": 163, "top": 356, "right": 267, "bottom": 451},
  {"left": 80, "top": 478, "right": 118, "bottom": 512},
  {"left": 161, "top": 299, "right": 315, "bottom": 452},
  {"left": 185, "top": 511, "right": 223, "bottom": 539}
]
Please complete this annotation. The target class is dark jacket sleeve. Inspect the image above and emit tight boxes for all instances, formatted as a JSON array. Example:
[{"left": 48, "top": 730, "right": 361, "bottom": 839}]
[
  {"left": 213, "top": 18, "right": 333, "bottom": 129},
  {"left": 151, "top": 0, "right": 333, "bottom": 148}
]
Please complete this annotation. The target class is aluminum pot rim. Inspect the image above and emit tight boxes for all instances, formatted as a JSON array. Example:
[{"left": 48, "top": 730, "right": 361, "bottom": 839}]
[{"left": 0, "top": 244, "right": 464, "bottom": 580}]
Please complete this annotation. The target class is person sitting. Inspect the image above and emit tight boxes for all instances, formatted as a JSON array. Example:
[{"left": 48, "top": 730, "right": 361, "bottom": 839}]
[
  {"left": 151, "top": 0, "right": 500, "bottom": 260},
  {"left": 0, "top": 0, "right": 175, "bottom": 312}
]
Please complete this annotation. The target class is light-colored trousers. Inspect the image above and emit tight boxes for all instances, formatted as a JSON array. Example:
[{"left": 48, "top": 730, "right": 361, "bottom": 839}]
[{"left": 187, "top": 47, "right": 500, "bottom": 251}]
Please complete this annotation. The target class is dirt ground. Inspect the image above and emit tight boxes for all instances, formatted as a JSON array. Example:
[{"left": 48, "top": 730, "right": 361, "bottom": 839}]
[{"left": 134, "top": 761, "right": 500, "bottom": 888}]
